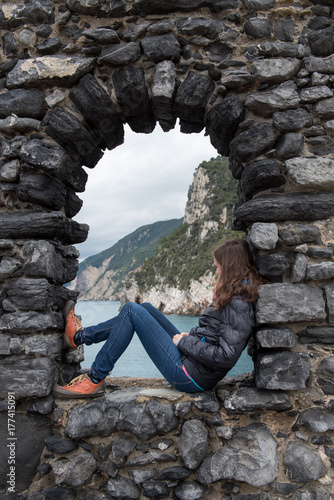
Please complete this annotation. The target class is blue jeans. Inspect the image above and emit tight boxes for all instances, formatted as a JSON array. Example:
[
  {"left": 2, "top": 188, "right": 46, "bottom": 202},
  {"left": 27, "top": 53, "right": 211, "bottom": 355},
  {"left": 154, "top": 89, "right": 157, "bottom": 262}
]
[{"left": 82, "top": 302, "right": 202, "bottom": 393}]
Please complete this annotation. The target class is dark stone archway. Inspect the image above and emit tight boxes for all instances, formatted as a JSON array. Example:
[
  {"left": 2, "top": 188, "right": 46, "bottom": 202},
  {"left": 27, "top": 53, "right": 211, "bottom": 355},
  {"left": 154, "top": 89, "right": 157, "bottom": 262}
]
[{"left": 1, "top": 0, "right": 334, "bottom": 496}]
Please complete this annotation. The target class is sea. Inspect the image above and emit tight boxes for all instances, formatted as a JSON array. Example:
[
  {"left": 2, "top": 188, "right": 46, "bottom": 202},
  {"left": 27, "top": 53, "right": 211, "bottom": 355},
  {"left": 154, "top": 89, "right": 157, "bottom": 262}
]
[{"left": 76, "top": 300, "right": 254, "bottom": 379}]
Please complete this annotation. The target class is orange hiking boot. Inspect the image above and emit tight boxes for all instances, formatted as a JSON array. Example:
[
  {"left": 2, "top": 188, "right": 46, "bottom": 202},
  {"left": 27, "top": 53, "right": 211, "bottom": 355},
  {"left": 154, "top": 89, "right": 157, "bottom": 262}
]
[
  {"left": 63, "top": 300, "right": 82, "bottom": 350},
  {"left": 53, "top": 373, "right": 105, "bottom": 399}
]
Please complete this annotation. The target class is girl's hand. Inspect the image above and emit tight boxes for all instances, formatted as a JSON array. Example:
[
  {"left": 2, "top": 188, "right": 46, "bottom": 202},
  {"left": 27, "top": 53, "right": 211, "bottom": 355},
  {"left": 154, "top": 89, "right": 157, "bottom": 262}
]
[{"left": 173, "top": 332, "right": 189, "bottom": 345}]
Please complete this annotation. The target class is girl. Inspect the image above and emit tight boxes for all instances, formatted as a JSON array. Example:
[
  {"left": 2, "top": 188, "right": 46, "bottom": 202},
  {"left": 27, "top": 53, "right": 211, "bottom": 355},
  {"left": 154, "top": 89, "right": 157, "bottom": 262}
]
[{"left": 53, "top": 238, "right": 263, "bottom": 398}]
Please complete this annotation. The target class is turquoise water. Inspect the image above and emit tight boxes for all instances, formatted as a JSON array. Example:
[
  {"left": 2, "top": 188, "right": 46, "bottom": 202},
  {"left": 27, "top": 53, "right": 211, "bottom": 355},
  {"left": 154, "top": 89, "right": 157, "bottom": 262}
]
[{"left": 76, "top": 301, "right": 253, "bottom": 378}]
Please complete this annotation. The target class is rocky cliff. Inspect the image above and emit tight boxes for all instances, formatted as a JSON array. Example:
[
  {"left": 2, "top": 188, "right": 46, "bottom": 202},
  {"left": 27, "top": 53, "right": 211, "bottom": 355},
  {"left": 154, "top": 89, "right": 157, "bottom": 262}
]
[
  {"left": 123, "top": 156, "right": 241, "bottom": 314},
  {"left": 71, "top": 218, "right": 182, "bottom": 300}
]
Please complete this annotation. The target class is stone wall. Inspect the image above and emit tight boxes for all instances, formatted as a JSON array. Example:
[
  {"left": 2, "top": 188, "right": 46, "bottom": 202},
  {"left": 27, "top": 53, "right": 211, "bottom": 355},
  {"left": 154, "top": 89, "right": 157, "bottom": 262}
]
[{"left": 0, "top": 0, "right": 334, "bottom": 497}]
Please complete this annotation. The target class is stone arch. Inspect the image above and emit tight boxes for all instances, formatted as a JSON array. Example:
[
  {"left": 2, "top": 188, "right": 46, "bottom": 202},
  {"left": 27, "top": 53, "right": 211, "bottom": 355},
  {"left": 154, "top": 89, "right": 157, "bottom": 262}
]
[{"left": 1, "top": 0, "right": 334, "bottom": 496}]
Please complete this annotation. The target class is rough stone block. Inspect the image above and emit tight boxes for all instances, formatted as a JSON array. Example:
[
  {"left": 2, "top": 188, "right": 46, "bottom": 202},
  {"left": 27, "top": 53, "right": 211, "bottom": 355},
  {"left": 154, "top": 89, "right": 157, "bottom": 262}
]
[
  {"left": 256, "top": 327, "right": 295, "bottom": 348},
  {"left": 206, "top": 93, "right": 245, "bottom": 156},
  {"left": 284, "top": 442, "right": 326, "bottom": 483},
  {"left": 223, "top": 386, "right": 292, "bottom": 413},
  {"left": 297, "top": 326, "right": 334, "bottom": 344},
  {"left": 141, "top": 33, "right": 181, "bottom": 63},
  {"left": 151, "top": 60, "right": 176, "bottom": 132},
  {"left": 25, "top": 335, "right": 62, "bottom": 358},
  {"left": 0, "top": 356, "right": 56, "bottom": 398},
  {"left": 245, "top": 81, "right": 300, "bottom": 117},
  {"left": 174, "top": 72, "right": 215, "bottom": 130},
  {"left": 306, "top": 262, "right": 334, "bottom": 281},
  {"left": 6, "top": 55, "right": 95, "bottom": 89},
  {"left": 286, "top": 157, "right": 334, "bottom": 190},
  {"left": 132, "top": 0, "right": 238, "bottom": 15},
  {"left": 256, "top": 283, "right": 326, "bottom": 323},
  {"left": 278, "top": 223, "right": 320, "bottom": 245},
  {"left": 255, "top": 351, "right": 310, "bottom": 390},
  {"left": 70, "top": 74, "right": 124, "bottom": 151},
  {"left": 0, "top": 89, "right": 46, "bottom": 119},
  {"left": 240, "top": 158, "right": 285, "bottom": 200},
  {"left": 0, "top": 311, "right": 63, "bottom": 334},
  {"left": 197, "top": 423, "right": 278, "bottom": 487},
  {"left": 273, "top": 108, "right": 313, "bottom": 131},
  {"left": 7, "top": 278, "right": 53, "bottom": 310},
  {"left": 17, "top": 170, "right": 67, "bottom": 211},
  {"left": 251, "top": 58, "right": 301, "bottom": 84},
  {"left": 276, "top": 133, "right": 304, "bottom": 159},
  {"left": 255, "top": 253, "right": 290, "bottom": 280},
  {"left": 234, "top": 191, "right": 334, "bottom": 223},
  {"left": 244, "top": 18, "right": 272, "bottom": 39},
  {"left": 317, "top": 356, "right": 334, "bottom": 395},
  {"left": 325, "top": 284, "right": 334, "bottom": 323},
  {"left": 250, "top": 222, "right": 278, "bottom": 249},
  {"left": 113, "top": 66, "right": 156, "bottom": 133},
  {"left": 178, "top": 420, "right": 208, "bottom": 469},
  {"left": 107, "top": 477, "right": 140, "bottom": 499},
  {"left": 52, "top": 453, "right": 97, "bottom": 487},
  {"left": 291, "top": 253, "right": 307, "bottom": 283}
]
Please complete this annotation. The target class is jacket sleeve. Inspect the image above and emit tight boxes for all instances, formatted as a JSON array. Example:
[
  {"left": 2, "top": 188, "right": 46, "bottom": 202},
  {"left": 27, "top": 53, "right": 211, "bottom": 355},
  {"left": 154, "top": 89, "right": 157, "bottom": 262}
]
[{"left": 177, "top": 300, "right": 253, "bottom": 370}]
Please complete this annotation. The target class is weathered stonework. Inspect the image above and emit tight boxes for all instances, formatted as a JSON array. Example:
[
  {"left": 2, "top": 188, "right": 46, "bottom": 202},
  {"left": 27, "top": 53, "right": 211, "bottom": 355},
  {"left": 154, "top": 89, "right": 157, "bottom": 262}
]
[{"left": 0, "top": 0, "right": 334, "bottom": 497}]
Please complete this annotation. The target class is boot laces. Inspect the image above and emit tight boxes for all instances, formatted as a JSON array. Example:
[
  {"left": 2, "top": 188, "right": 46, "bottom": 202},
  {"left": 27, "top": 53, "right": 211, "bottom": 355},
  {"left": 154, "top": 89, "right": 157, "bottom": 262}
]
[
  {"left": 66, "top": 374, "right": 87, "bottom": 388},
  {"left": 69, "top": 310, "right": 83, "bottom": 332}
]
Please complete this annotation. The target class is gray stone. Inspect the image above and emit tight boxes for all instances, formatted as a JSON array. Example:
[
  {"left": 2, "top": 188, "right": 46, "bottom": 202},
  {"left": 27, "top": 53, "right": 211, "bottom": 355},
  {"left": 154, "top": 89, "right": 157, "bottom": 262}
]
[
  {"left": 300, "top": 85, "right": 333, "bottom": 103},
  {"left": 175, "top": 401, "right": 192, "bottom": 417},
  {"left": 69, "top": 74, "right": 124, "bottom": 151},
  {"left": 46, "top": 106, "right": 103, "bottom": 169},
  {"left": 244, "top": 18, "right": 272, "bottom": 39},
  {"left": 254, "top": 42, "right": 308, "bottom": 58},
  {"left": 242, "top": 0, "right": 276, "bottom": 9},
  {"left": 147, "top": 21, "right": 174, "bottom": 35},
  {"left": 240, "top": 159, "right": 285, "bottom": 200},
  {"left": 220, "top": 68, "right": 256, "bottom": 89},
  {"left": 256, "top": 283, "right": 326, "bottom": 323},
  {"left": 273, "top": 108, "right": 313, "bottom": 131},
  {"left": 314, "top": 97, "right": 334, "bottom": 120},
  {"left": 0, "top": 115, "right": 41, "bottom": 135},
  {"left": 284, "top": 442, "right": 326, "bottom": 483},
  {"left": 307, "top": 246, "right": 333, "bottom": 258},
  {"left": 318, "top": 356, "right": 334, "bottom": 395},
  {"left": 229, "top": 122, "right": 276, "bottom": 178},
  {"left": 132, "top": 469, "right": 156, "bottom": 484},
  {"left": 26, "top": 395, "right": 54, "bottom": 415},
  {"left": 206, "top": 93, "right": 245, "bottom": 156},
  {"left": 178, "top": 420, "right": 208, "bottom": 469},
  {"left": 174, "top": 72, "right": 215, "bottom": 132},
  {"left": 251, "top": 58, "right": 300, "bottom": 84},
  {"left": 6, "top": 55, "right": 95, "bottom": 89},
  {"left": 142, "top": 480, "right": 169, "bottom": 497},
  {"left": 0, "top": 160, "right": 19, "bottom": 182},
  {"left": 308, "top": 26, "right": 334, "bottom": 57},
  {"left": 174, "top": 481, "right": 208, "bottom": 500},
  {"left": 306, "top": 261, "right": 334, "bottom": 281},
  {"left": 278, "top": 224, "right": 320, "bottom": 246},
  {"left": 113, "top": 66, "right": 156, "bottom": 134},
  {"left": 0, "top": 0, "right": 54, "bottom": 28},
  {"left": 17, "top": 170, "right": 67, "bottom": 211},
  {"left": 141, "top": 33, "right": 181, "bottom": 63},
  {"left": 325, "top": 284, "right": 334, "bottom": 323},
  {"left": 296, "top": 407, "right": 334, "bottom": 433},
  {"left": 0, "top": 256, "right": 22, "bottom": 279},
  {"left": 0, "top": 356, "right": 56, "bottom": 398},
  {"left": 126, "top": 451, "right": 177, "bottom": 466},
  {"left": 82, "top": 28, "right": 120, "bottom": 44},
  {"left": 66, "top": 0, "right": 128, "bottom": 16},
  {"left": 234, "top": 192, "right": 334, "bottom": 224},
  {"left": 224, "top": 387, "right": 292, "bottom": 413},
  {"left": 255, "top": 351, "right": 310, "bottom": 390},
  {"left": 197, "top": 423, "right": 278, "bottom": 487},
  {"left": 286, "top": 157, "right": 334, "bottom": 190},
  {"left": 20, "top": 139, "right": 87, "bottom": 193},
  {"left": 156, "top": 466, "right": 191, "bottom": 481},
  {"left": 52, "top": 453, "right": 97, "bottom": 487},
  {"left": 36, "top": 37, "right": 62, "bottom": 55},
  {"left": 0, "top": 413, "right": 52, "bottom": 492},
  {"left": 256, "top": 327, "right": 295, "bottom": 348},
  {"left": 45, "top": 436, "right": 76, "bottom": 454},
  {"left": 151, "top": 60, "right": 176, "bottom": 132},
  {"left": 122, "top": 22, "right": 150, "bottom": 42},
  {"left": 305, "top": 54, "right": 334, "bottom": 74},
  {"left": 107, "top": 477, "right": 140, "bottom": 499},
  {"left": 297, "top": 326, "right": 334, "bottom": 344},
  {"left": 291, "top": 253, "right": 308, "bottom": 283},
  {"left": 132, "top": 0, "right": 238, "bottom": 15},
  {"left": 245, "top": 81, "right": 300, "bottom": 117},
  {"left": 0, "top": 310, "right": 63, "bottom": 334},
  {"left": 190, "top": 391, "right": 220, "bottom": 412},
  {"left": 178, "top": 17, "right": 224, "bottom": 38},
  {"left": 110, "top": 438, "right": 136, "bottom": 466},
  {"left": 25, "top": 336, "right": 62, "bottom": 358},
  {"left": 276, "top": 133, "right": 304, "bottom": 159},
  {"left": 255, "top": 253, "right": 290, "bottom": 279},
  {"left": 215, "top": 425, "right": 233, "bottom": 439},
  {"left": 99, "top": 42, "right": 141, "bottom": 67},
  {"left": 0, "top": 89, "right": 46, "bottom": 119},
  {"left": 250, "top": 222, "right": 278, "bottom": 250},
  {"left": 146, "top": 399, "right": 178, "bottom": 432}
]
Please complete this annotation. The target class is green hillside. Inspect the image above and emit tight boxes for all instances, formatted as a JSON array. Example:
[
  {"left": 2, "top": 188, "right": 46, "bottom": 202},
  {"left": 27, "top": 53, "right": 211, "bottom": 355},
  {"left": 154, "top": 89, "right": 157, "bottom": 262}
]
[
  {"left": 77, "top": 218, "right": 183, "bottom": 297},
  {"left": 132, "top": 156, "right": 242, "bottom": 291}
]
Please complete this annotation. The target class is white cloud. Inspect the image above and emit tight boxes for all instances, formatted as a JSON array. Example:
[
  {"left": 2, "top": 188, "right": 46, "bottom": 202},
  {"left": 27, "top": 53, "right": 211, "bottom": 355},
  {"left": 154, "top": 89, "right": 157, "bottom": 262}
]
[{"left": 74, "top": 122, "right": 217, "bottom": 261}]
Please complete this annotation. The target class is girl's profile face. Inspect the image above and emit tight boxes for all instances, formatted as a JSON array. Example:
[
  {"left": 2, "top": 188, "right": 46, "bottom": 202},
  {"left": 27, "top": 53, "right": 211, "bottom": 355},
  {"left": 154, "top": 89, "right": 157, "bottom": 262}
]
[{"left": 214, "top": 258, "right": 221, "bottom": 277}]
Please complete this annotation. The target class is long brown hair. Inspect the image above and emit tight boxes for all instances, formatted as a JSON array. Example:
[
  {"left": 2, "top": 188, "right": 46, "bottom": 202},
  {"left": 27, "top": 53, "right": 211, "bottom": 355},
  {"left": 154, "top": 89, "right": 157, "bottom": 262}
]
[{"left": 213, "top": 238, "right": 264, "bottom": 309}]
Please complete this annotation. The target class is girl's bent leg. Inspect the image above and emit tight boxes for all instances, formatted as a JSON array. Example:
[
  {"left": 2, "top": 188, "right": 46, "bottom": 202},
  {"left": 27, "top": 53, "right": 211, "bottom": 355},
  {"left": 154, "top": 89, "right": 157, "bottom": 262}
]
[{"left": 140, "top": 302, "right": 180, "bottom": 338}]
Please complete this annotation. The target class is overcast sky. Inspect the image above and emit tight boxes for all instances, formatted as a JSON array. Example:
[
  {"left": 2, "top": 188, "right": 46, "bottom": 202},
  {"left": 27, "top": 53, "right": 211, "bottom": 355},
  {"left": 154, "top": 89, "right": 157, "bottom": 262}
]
[{"left": 74, "top": 122, "right": 217, "bottom": 262}]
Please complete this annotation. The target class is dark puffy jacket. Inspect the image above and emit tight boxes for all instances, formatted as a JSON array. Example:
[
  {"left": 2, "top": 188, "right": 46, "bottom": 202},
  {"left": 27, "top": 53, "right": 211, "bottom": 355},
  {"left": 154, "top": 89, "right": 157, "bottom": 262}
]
[{"left": 178, "top": 296, "right": 254, "bottom": 390}]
